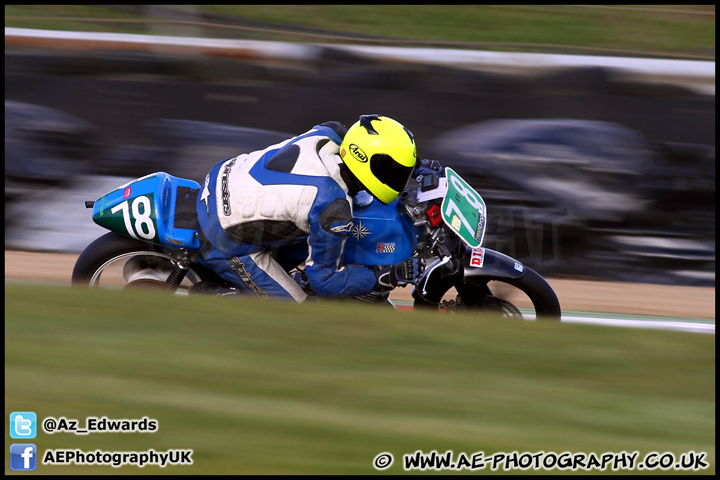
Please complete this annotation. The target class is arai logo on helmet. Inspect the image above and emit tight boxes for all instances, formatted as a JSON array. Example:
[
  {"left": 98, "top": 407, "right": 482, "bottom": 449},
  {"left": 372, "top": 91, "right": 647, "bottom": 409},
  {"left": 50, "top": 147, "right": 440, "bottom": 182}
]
[{"left": 348, "top": 143, "right": 368, "bottom": 163}]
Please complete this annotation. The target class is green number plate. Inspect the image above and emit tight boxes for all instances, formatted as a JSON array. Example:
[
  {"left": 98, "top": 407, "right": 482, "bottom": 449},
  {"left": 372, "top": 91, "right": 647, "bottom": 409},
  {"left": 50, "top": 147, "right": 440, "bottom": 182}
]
[
  {"left": 94, "top": 193, "right": 159, "bottom": 243},
  {"left": 441, "top": 168, "right": 486, "bottom": 248}
]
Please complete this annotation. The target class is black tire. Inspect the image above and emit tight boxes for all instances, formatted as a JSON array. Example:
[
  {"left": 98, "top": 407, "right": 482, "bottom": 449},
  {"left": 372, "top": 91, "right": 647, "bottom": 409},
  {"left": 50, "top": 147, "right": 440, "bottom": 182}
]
[
  {"left": 493, "top": 267, "right": 562, "bottom": 320},
  {"left": 72, "top": 232, "right": 160, "bottom": 284},
  {"left": 413, "top": 266, "right": 561, "bottom": 320},
  {"left": 72, "top": 232, "right": 217, "bottom": 287}
]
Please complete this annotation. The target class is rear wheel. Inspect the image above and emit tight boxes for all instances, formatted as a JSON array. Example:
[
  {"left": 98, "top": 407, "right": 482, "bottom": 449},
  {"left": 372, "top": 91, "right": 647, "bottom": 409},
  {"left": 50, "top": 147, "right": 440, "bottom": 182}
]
[{"left": 72, "top": 232, "right": 216, "bottom": 292}]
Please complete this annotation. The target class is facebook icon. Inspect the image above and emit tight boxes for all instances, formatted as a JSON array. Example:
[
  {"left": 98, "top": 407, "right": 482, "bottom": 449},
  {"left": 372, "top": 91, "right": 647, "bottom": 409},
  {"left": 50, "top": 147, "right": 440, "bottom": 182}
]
[{"left": 10, "top": 444, "right": 37, "bottom": 471}]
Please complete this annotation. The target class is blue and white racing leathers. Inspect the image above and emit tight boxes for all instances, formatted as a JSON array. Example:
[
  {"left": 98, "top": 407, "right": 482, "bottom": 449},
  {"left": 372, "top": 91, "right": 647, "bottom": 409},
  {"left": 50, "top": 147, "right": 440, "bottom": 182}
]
[{"left": 196, "top": 123, "right": 377, "bottom": 302}]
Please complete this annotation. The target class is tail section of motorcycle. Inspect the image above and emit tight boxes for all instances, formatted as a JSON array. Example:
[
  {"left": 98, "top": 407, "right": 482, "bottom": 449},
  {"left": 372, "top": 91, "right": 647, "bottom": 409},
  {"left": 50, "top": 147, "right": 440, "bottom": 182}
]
[{"left": 89, "top": 172, "right": 201, "bottom": 250}]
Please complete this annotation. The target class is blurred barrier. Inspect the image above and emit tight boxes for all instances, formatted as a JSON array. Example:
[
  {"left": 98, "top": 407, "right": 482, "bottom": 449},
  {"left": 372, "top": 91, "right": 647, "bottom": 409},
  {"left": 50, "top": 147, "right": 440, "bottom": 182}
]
[
  {"left": 430, "top": 119, "right": 715, "bottom": 286},
  {"left": 5, "top": 28, "right": 715, "bottom": 94}
]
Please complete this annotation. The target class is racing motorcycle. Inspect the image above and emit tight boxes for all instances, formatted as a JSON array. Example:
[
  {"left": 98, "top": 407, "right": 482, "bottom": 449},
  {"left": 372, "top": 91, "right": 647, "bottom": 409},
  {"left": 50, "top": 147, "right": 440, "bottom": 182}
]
[{"left": 72, "top": 160, "right": 561, "bottom": 319}]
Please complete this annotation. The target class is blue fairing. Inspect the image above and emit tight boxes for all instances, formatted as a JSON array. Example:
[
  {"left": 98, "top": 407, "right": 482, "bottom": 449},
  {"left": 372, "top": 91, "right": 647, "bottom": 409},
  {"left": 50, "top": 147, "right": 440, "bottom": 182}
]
[
  {"left": 92, "top": 172, "right": 201, "bottom": 250},
  {"left": 343, "top": 199, "right": 417, "bottom": 266}
]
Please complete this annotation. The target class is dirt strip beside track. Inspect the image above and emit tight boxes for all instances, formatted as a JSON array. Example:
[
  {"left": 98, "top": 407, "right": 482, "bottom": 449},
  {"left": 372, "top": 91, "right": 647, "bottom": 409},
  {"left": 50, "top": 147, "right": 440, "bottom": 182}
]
[{"left": 5, "top": 250, "right": 715, "bottom": 319}]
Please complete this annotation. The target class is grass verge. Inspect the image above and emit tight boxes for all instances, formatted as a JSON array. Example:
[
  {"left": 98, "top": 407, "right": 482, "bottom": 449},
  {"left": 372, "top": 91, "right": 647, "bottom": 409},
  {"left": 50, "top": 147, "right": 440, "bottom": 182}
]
[{"left": 5, "top": 284, "right": 715, "bottom": 474}]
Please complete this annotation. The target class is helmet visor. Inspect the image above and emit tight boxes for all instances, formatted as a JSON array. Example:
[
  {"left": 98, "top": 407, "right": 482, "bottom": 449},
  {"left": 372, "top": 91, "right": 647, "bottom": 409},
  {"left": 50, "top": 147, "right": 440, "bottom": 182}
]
[{"left": 370, "top": 154, "right": 414, "bottom": 193}]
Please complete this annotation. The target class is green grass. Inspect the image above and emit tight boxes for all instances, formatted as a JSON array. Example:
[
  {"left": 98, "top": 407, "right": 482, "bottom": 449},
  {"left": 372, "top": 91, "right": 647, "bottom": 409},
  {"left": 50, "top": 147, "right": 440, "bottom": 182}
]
[
  {"left": 4, "top": 5, "right": 715, "bottom": 59},
  {"left": 4, "top": 284, "right": 715, "bottom": 474}
]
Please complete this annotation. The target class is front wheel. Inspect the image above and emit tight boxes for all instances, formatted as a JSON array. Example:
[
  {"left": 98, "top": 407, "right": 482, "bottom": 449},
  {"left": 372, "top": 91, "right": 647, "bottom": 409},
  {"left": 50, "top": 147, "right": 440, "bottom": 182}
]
[
  {"left": 413, "top": 267, "right": 561, "bottom": 320},
  {"left": 72, "top": 232, "right": 216, "bottom": 292}
]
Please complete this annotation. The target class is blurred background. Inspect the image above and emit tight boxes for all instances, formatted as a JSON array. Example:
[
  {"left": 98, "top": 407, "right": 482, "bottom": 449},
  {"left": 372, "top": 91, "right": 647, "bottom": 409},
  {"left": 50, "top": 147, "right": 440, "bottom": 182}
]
[{"left": 5, "top": 5, "right": 715, "bottom": 287}]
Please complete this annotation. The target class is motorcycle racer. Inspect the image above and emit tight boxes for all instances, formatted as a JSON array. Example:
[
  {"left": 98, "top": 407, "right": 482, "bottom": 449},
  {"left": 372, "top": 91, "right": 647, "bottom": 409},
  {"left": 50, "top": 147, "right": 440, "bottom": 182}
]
[{"left": 192, "top": 114, "right": 422, "bottom": 301}]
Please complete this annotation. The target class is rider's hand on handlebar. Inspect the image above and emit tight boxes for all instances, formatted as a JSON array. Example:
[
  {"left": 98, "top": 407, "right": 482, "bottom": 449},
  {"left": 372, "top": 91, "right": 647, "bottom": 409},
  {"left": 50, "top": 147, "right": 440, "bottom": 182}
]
[
  {"left": 412, "top": 159, "right": 444, "bottom": 178},
  {"left": 373, "top": 258, "right": 423, "bottom": 290}
]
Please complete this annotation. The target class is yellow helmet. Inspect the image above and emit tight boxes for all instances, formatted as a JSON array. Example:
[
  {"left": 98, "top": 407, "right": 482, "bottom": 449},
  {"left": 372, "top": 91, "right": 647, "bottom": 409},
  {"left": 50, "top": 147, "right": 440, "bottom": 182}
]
[{"left": 339, "top": 114, "right": 417, "bottom": 204}]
